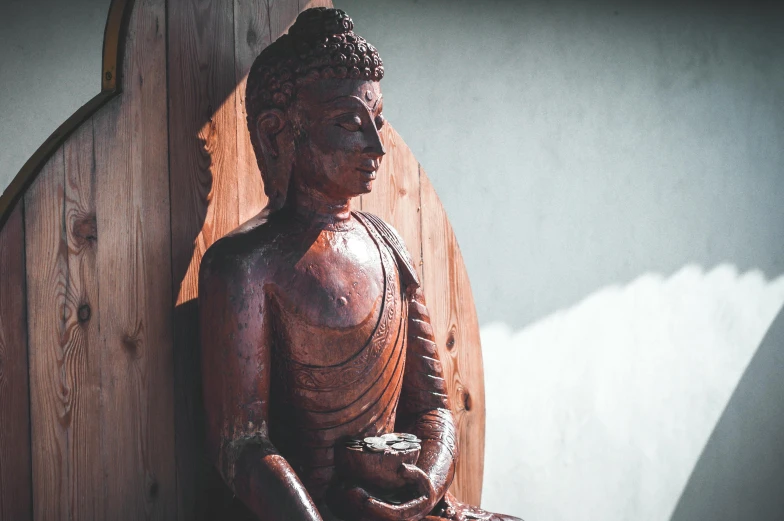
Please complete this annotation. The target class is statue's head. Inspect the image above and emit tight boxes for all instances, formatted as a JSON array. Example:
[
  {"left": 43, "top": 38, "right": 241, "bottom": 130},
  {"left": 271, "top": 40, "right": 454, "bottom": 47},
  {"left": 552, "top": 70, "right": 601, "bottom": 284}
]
[{"left": 246, "top": 8, "right": 387, "bottom": 212}]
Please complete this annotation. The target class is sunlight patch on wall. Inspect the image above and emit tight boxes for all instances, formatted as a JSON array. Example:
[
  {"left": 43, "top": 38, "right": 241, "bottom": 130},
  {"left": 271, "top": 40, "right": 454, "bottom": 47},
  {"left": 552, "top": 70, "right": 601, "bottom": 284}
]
[{"left": 480, "top": 264, "right": 784, "bottom": 521}]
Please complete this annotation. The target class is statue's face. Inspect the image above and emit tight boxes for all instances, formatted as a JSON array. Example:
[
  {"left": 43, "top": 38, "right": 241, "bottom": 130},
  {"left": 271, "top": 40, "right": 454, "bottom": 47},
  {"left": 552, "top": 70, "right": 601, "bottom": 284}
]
[{"left": 289, "top": 79, "right": 386, "bottom": 200}]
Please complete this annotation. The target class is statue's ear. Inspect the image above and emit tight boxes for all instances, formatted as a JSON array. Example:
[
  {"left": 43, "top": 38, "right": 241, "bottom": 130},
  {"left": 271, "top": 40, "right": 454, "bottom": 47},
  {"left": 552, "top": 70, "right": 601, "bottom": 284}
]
[{"left": 255, "top": 109, "right": 287, "bottom": 158}]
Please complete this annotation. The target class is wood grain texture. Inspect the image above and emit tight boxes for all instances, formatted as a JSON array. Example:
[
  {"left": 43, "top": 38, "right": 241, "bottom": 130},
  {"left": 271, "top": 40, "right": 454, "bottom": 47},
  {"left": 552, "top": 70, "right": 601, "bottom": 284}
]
[
  {"left": 234, "top": 0, "right": 270, "bottom": 223},
  {"left": 101, "top": 0, "right": 135, "bottom": 92},
  {"left": 360, "top": 125, "right": 423, "bottom": 281},
  {"left": 420, "top": 173, "right": 486, "bottom": 506},
  {"left": 234, "top": 0, "right": 320, "bottom": 223},
  {"left": 58, "top": 121, "right": 105, "bottom": 520},
  {"left": 168, "top": 0, "right": 242, "bottom": 518},
  {"left": 170, "top": 2, "right": 317, "bottom": 518},
  {"left": 24, "top": 148, "right": 73, "bottom": 520},
  {"left": 169, "top": 0, "right": 240, "bottom": 305},
  {"left": 233, "top": 0, "right": 304, "bottom": 223},
  {"left": 0, "top": 201, "right": 32, "bottom": 521},
  {"left": 26, "top": 126, "right": 107, "bottom": 519},
  {"left": 233, "top": 0, "right": 332, "bottom": 223},
  {"left": 92, "top": 0, "right": 176, "bottom": 518},
  {"left": 301, "top": 0, "right": 334, "bottom": 9}
]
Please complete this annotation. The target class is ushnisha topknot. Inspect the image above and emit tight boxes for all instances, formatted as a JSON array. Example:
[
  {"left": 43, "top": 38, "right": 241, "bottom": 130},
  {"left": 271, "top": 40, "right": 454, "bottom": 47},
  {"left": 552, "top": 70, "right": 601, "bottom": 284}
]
[{"left": 245, "top": 7, "right": 384, "bottom": 121}]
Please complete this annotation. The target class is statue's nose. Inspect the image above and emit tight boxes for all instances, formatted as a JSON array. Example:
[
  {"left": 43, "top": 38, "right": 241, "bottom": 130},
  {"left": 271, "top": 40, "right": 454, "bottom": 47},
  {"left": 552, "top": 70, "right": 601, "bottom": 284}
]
[
  {"left": 364, "top": 133, "right": 386, "bottom": 159},
  {"left": 364, "top": 144, "right": 386, "bottom": 160}
]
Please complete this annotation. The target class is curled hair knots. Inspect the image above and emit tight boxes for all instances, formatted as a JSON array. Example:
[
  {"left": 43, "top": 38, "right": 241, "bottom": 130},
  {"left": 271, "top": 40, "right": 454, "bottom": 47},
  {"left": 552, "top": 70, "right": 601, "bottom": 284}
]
[{"left": 246, "top": 7, "right": 384, "bottom": 122}]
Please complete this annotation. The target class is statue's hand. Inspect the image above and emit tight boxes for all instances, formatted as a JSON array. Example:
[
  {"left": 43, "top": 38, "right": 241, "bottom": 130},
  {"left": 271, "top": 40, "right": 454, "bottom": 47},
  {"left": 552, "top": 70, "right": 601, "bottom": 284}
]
[{"left": 332, "top": 464, "right": 438, "bottom": 521}]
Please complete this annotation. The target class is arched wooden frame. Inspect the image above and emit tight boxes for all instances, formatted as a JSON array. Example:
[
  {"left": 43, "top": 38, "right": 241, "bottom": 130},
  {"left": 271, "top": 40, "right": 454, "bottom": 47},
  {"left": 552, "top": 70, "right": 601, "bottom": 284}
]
[
  {"left": 0, "top": 1, "right": 486, "bottom": 519},
  {"left": 0, "top": 0, "right": 134, "bottom": 230}
]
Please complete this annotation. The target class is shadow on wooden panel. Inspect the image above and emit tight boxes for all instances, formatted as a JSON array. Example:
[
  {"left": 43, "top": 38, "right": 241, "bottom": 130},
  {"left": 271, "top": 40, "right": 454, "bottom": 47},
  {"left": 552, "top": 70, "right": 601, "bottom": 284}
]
[
  {"left": 167, "top": 1, "right": 303, "bottom": 519},
  {"left": 0, "top": 202, "right": 32, "bottom": 521}
]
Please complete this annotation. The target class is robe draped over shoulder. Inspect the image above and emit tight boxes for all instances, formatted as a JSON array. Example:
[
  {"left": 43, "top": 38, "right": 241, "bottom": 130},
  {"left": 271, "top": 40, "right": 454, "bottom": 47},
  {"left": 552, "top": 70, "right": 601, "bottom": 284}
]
[{"left": 268, "top": 211, "right": 418, "bottom": 500}]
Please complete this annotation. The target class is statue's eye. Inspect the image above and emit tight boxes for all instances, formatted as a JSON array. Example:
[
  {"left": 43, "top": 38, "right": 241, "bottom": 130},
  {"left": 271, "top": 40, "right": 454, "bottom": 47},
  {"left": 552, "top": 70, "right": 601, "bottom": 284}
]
[
  {"left": 375, "top": 114, "right": 386, "bottom": 130},
  {"left": 337, "top": 115, "right": 363, "bottom": 132}
]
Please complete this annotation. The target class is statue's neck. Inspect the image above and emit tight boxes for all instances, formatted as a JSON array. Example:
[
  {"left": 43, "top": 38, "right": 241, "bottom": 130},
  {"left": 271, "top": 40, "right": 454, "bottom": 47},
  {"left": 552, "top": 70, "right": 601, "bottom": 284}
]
[{"left": 286, "top": 184, "right": 352, "bottom": 229}]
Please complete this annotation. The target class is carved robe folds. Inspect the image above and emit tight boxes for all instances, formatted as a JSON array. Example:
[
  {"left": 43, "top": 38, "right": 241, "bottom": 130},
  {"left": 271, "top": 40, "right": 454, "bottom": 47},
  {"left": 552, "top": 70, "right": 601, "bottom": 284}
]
[{"left": 199, "top": 211, "right": 474, "bottom": 520}]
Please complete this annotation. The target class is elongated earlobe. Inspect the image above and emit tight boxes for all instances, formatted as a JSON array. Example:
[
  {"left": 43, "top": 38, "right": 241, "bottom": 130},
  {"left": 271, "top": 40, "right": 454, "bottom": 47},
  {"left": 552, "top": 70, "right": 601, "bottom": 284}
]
[{"left": 256, "top": 110, "right": 286, "bottom": 159}]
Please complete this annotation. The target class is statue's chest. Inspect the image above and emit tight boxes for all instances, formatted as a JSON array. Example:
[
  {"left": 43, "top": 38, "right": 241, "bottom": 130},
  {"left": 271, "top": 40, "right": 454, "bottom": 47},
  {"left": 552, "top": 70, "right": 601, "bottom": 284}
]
[{"left": 272, "top": 226, "right": 394, "bottom": 367}]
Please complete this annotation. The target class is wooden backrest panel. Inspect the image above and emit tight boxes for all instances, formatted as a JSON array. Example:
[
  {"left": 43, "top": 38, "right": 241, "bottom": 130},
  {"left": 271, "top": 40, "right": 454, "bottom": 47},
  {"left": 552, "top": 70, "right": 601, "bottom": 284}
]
[
  {"left": 0, "top": 202, "right": 32, "bottom": 521},
  {"left": 0, "top": 0, "right": 486, "bottom": 518},
  {"left": 22, "top": 1, "right": 176, "bottom": 519}
]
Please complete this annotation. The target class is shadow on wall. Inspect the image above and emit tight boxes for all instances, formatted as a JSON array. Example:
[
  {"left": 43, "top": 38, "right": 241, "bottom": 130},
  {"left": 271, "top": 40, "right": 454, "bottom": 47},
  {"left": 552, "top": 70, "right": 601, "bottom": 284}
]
[
  {"left": 669, "top": 304, "right": 784, "bottom": 521},
  {"left": 480, "top": 265, "right": 784, "bottom": 521}
]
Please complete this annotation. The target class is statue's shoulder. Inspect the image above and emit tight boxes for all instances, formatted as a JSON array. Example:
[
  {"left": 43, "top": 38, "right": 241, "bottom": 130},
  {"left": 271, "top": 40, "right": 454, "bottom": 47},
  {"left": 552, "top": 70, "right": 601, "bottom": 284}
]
[
  {"left": 354, "top": 211, "right": 405, "bottom": 247},
  {"left": 199, "top": 211, "right": 282, "bottom": 285},
  {"left": 353, "top": 211, "right": 420, "bottom": 290}
]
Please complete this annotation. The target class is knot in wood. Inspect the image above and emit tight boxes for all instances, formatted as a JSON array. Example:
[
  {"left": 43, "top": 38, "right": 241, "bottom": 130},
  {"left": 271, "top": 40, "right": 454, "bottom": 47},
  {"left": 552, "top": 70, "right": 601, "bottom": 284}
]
[
  {"left": 146, "top": 472, "right": 159, "bottom": 500},
  {"left": 72, "top": 214, "right": 97, "bottom": 246},
  {"left": 77, "top": 304, "right": 91, "bottom": 323},
  {"left": 122, "top": 326, "right": 143, "bottom": 357},
  {"left": 462, "top": 389, "right": 473, "bottom": 412},
  {"left": 446, "top": 327, "right": 456, "bottom": 350}
]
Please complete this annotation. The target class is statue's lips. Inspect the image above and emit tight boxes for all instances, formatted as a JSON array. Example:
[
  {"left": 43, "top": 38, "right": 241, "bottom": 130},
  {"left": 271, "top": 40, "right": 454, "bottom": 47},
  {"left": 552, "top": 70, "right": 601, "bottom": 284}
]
[{"left": 357, "top": 167, "right": 378, "bottom": 180}]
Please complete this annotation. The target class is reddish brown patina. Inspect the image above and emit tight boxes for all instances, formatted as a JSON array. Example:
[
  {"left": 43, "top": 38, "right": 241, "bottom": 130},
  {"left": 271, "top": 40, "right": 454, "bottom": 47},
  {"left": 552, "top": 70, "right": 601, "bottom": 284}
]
[{"left": 199, "top": 8, "right": 521, "bottom": 521}]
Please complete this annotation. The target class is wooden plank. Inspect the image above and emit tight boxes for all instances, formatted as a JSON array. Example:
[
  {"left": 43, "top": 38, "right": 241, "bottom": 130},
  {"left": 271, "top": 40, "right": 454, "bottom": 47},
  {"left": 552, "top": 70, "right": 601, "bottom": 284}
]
[
  {"left": 24, "top": 149, "right": 70, "bottom": 521},
  {"left": 168, "top": 0, "right": 245, "bottom": 519},
  {"left": 420, "top": 172, "right": 486, "bottom": 505},
  {"left": 360, "top": 124, "right": 423, "bottom": 280},
  {"left": 168, "top": 0, "right": 240, "bottom": 305},
  {"left": 300, "top": 0, "right": 333, "bottom": 9},
  {"left": 92, "top": 0, "right": 176, "bottom": 518},
  {"left": 23, "top": 128, "right": 108, "bottom": 517},
  {"left": 234, "top": 0, "right": 270, "bottom": 223},
  {"left": 0, "top": 201, "right": 32, "bottom": 521},
  {"left": 234, "top": 0, "right": 317, "bottom": 223},
  {"left": 57, "top": 120, "right": 105, "bottom": 520}
]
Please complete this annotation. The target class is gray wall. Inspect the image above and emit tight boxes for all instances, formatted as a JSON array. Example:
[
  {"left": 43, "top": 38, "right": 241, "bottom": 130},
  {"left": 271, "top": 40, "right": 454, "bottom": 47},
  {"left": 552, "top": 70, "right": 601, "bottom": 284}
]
[
  {"left": 2, "top": 1, "right": 784, "bottom": 520},
  {"left": 0, "top": 0, "right": 108, "bottom": 190}
]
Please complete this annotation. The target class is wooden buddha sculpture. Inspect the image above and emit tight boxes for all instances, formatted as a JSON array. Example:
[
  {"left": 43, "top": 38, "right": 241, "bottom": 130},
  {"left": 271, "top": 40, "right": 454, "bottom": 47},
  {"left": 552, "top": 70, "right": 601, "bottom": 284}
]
[{"left": 199, "top": 8, "right": 521, "bottom": 521}]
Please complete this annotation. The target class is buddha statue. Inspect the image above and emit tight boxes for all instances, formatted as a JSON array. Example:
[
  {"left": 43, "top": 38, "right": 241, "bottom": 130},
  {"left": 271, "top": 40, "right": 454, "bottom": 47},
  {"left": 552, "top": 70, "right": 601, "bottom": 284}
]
[{"left": 198, "top": 7, "right": 521, "bottom": 521}]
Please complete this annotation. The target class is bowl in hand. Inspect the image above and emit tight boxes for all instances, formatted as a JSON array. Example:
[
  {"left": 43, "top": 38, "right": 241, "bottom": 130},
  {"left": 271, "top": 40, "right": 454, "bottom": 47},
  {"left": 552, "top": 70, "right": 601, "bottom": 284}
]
[{"left": 335, "top": 433, "right": 422, "bottom": 491}]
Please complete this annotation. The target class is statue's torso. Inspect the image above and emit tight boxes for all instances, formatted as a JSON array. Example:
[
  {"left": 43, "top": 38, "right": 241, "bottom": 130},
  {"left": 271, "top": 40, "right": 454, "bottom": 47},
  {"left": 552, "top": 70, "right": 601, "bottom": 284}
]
[{"left": 264, "top": 217, "right": 407, "bottom": 499}]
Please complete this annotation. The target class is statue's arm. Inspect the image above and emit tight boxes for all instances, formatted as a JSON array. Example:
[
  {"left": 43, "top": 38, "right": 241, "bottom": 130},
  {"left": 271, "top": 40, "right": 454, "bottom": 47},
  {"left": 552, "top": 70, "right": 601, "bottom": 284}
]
[
  {"left": 397, "top": 287, "right": 458, "bottom": 506},
  {"left": 199, "top": 244, "right": 322, "bottom": 521}
]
